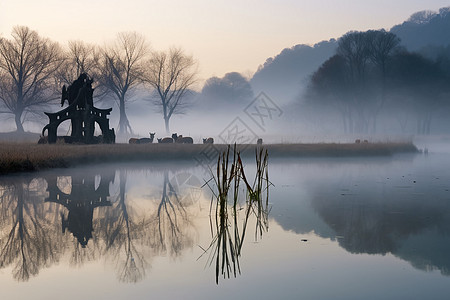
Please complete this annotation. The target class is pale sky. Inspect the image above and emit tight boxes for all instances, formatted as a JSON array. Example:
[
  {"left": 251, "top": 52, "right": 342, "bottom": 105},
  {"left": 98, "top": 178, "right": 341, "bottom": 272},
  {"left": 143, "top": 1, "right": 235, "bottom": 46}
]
[{"left": 1, "top": 0, "right": 449, "bottom": 83}]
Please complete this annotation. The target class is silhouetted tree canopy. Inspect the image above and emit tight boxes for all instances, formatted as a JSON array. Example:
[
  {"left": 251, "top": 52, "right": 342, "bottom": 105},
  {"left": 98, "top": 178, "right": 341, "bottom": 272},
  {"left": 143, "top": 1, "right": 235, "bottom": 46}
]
[
  {"left": 200, "top": 72, "right": 253, "bottom": 107},
  {"left": 309, "top": 55, "right": 349, "bottom": 100},
  {"left": 97, "top": 32, "right": 149, "bottom": 135},
  {"left": 306, "top": 30, "right": 401, "bottom": 133},
  {"left": 0, "top": 26, "right": 64, "bottom": 132},
  {"left": 305, "top": 29, "right": 449, "bottom": 135},
  {"left": 58, "top": 41, "right": 100, "bottom": 85},
  {"left": 143, "top": 47, "right": 197, "bottom": 135},
  {"left": 387, "top": 51, "right": 449, "bottom": 134},
  {"left": 391, "top": 7, "right": 450, "bottom": 51}
]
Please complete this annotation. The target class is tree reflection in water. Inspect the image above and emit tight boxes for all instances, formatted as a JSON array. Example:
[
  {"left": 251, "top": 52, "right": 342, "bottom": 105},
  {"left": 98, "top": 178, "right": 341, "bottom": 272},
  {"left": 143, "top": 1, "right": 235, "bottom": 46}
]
[
  {"left": 311, "top": 190, "right": 450, "bottom": 270},
  {"left": 98, "top": 170, "right": 149, "bottom": 283},
  {"left": 0, "top": 167, "right": 205, "bottom": 283},
  {"left": 147, "top": 171, "right": 196, "bottom": 258},
  {"left": 97, "top": 169, "right": 197, "bottom": 282},
  {"left": 0, "top": 178, "right": 63, "bottom": 281}
]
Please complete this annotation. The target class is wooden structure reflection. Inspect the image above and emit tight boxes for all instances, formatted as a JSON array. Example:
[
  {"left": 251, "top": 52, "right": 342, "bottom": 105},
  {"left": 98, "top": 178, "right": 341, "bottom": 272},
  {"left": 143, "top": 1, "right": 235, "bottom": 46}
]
[{"left": 45, "top": 172, "right": 114, "bottom": 247}]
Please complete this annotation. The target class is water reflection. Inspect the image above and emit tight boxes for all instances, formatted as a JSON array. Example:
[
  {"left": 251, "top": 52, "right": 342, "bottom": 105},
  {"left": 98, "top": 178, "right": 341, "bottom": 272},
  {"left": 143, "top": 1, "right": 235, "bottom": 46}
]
[
  {"left": 46, "top": 172, "right": 113, "bottom": 247},
  {"left": 0, "top": 177, "right": 62, "bottom": 281},
  {"left": 271, "top": 157, "right": 450, "bottom": 277},
  {"left": 0, "top": 167, "right": 212, "bottom": 283},
  {"left": 2, "top": 155, "right": 450, "bottom": 291},
  {"left": 99, "top": 170, "right": 149, "bottom": 283},
  {"left": 149, "top": 171, "right": 196, "bottom": 257},
  {"left": 200, "top": 147, "right": 270, "bottom": 284},
  {"left": 199, "top": 192, "right": 270, "bottom": 284},
  {"left": 310, "top": 182, "right": 450, "bottom": 275}
]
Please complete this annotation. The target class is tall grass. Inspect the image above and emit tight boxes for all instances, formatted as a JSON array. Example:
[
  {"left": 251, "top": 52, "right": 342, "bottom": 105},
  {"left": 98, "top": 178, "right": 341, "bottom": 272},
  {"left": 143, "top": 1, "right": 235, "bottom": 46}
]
[
  {"left": 238, "top": 147, "right": 270, "bottom": 246},
  {"left": 200, "top": 145, "right": 271, "bottom": 284}
]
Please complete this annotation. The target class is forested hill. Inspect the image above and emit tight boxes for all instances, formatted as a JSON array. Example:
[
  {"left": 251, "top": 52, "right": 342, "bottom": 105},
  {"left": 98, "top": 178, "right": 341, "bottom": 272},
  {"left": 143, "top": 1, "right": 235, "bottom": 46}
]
[
  {"left": 250, "top": 6, "right": 450, "bottom": 105},
  {"left": 249, "top": 40, "right": 337, "bottom": 104},
  {"left": 390, "top": 7, "right": 450, "bottom": 51}
]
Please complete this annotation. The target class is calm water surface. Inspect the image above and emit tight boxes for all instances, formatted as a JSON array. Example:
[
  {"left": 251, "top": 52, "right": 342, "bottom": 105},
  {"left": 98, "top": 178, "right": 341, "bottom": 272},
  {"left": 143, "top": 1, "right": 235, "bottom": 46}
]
[{"left": 1, "top": 151, "right": 450, "bottom": 300}]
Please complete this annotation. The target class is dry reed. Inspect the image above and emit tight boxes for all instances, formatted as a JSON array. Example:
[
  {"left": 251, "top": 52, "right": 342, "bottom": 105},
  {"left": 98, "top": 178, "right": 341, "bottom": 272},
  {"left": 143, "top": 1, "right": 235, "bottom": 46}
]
[
  {"left": 0, "top": 141, "right": 417, "bottom": 175},
  {"left": 200, "top": 144, "right": 271, "bottom": 284}
]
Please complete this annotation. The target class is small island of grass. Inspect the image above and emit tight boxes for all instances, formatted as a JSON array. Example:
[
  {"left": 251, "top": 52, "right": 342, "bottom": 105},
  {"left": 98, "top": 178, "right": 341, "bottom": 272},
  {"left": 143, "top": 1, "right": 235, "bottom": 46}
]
[{"left": 0, "top": 140, "right": 418, "bottom": 175}]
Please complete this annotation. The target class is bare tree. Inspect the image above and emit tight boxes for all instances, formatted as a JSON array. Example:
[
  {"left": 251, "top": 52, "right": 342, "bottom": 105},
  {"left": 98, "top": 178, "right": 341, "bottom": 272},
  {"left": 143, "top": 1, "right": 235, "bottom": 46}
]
[
  {"left": 367, "top": 30, "right": 401, "bottom": 80},
  {"left": 56, "top": 41, "right": 112, "bottom": 109},
  {"left": 336, "top": 30, "right": 396, "bottom": 133},
  {"left": 144, "top": 47, "right": 197, "bottom": 134},
  {"left": 366, "top": 30, "right": 401, "bottom": 131},
  {"left": 0, "top": 26, "right": 64, "bottom": 132},
  {"left": 97, "top": 32, "right": 149, "bottom": 135},
  {"left": 57, "top": 40, "right": 100, "bottom": 87},
  {"left": 307, "top": 54, "right": 354, "bottom": 133}
]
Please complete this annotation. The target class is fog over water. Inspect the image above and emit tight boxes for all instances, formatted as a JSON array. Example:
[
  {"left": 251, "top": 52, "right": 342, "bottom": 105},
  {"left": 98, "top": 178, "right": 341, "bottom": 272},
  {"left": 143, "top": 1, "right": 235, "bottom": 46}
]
[
  {"left": 0, "top": 150, "right": 450, "bottom": 298},
  {"left": 2, "top": 8, "right": 450, "bottom": 145},
  {"left": 1, "top": 4, "right": 450, "bottom": 299}
]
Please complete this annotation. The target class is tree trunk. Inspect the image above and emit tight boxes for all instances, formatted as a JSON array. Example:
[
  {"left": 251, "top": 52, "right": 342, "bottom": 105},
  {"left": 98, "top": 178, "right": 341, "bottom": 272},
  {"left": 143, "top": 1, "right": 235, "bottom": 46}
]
[
  {"left": 118, "top": 97, "right": 131, "bottom": 134},
  {"left": 15, "top": 112, "right": 24, "bottom": 133},
  {"left": 425, "top": 114, "right": 432, "bottom": 135},
  {"left": 348, "top": 113, "right": 353, "bottom": 134},
  {"left": 342, "top": 113, "right": 347, "bottom": 134},
  {"left": 164, "top": 117, "right": 170, "bottom": 135},
  {"left": 372, "top": 116, "right": 377, "bottom": 134}
]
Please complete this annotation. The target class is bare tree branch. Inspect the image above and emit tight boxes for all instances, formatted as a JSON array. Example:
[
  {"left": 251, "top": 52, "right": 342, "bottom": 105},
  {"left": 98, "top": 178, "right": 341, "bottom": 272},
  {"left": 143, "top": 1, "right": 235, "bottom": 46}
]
[
  {"left": 0, "top": 26, "right": 64, "bottom": 132},
  {"left": 96, "top": 32, "right": 149, "bottom": 135},
  {"left": 144, "top": 47, "right": 197, "bottom": 134}
]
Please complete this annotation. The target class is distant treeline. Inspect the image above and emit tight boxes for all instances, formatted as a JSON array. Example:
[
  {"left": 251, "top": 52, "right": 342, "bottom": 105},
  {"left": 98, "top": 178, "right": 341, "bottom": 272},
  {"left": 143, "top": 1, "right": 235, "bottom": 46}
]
[
  {"left": 0, "top": 28, "right": 197, "bottom": 135},
  {"left": 1, "top": 7, "right": 449, "bottom": 137},
  {"left": 248, "top": 7, "right": 450, "bottom": 136},
  {"left": 304, "top": 29, "right": 450, "bottom": 135}
]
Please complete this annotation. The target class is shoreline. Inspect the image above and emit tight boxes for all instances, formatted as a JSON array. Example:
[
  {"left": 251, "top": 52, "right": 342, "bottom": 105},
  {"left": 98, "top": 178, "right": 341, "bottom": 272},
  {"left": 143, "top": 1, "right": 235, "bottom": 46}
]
[{"left": 0, "top": 142, "right": 418, "bottom": 175}]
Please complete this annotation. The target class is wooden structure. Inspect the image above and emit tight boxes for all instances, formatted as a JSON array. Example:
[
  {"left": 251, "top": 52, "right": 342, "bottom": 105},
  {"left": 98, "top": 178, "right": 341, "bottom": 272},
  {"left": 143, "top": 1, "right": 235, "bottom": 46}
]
[{"left": 42, "top": 73, "right": 115, "bottom": 144}]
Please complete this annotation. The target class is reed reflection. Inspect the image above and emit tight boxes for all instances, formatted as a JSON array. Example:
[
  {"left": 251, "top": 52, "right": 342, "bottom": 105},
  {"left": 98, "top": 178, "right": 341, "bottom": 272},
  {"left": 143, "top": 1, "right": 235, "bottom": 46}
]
[
  {"left": 201, "top": 146, "right": 271, "bottom": 284},
  {"left": 0, "top": 163, "right": 261, "bottom": 283}
]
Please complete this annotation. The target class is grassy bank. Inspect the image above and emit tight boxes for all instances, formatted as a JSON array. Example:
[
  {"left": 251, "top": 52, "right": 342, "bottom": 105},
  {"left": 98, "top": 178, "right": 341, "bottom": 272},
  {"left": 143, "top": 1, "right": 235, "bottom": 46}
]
[{"left": 0, "top": 142, "right": 418, "bottom": 175}]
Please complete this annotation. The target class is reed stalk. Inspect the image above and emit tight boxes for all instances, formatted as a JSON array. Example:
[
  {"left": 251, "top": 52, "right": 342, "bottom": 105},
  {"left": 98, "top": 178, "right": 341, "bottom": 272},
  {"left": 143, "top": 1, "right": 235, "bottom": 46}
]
[{"left": 200, "top": 144, "right": 271, "bottom": 284}]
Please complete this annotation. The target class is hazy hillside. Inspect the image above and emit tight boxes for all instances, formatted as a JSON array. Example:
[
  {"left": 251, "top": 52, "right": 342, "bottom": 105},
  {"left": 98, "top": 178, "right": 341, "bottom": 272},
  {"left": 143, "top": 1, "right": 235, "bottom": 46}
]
[
  {"left": 250, "top": 6, "right": 450, "bottom": 107},
  {"left": 390, "top": 7, "right": 450, "bottom": 51},
  {"left": 250, "top": 39, "right": 337, "bottom": 105}
]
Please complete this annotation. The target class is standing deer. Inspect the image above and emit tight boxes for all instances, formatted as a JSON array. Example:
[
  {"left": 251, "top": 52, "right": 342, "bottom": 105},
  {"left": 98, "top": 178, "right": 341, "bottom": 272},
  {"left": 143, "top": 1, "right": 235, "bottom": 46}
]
[
  {"left": 203, "top": 137, "right": 214, "bottom": 144},
  {"left": 157, "top": 137, "right": 174, "bottom": 143},
  {"left": 172, "top": 133, "right": 193, "bottom": 144},
  {"left": 137, "top": 132, "right": 155, "bottom": 144},
  {"left": 129, "top": 132, "right": 155, "bottom": 144}
]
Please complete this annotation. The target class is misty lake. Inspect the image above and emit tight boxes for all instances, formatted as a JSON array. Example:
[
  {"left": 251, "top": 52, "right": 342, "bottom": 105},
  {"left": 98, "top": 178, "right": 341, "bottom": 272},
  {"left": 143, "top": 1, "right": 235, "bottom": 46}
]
[{"left": 1, "top": 149, "right": 450, "bottom": 300}]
